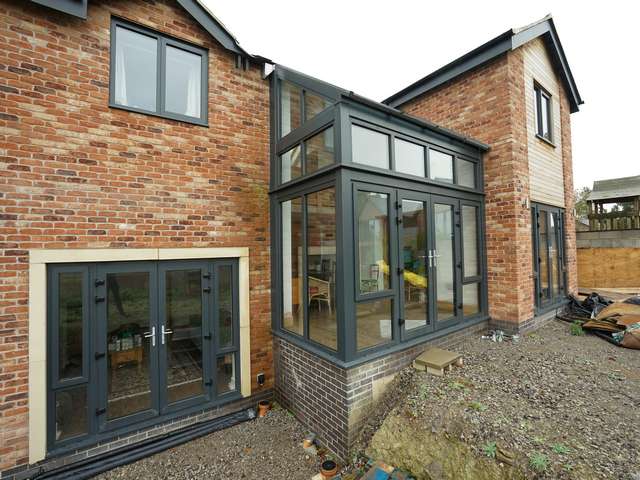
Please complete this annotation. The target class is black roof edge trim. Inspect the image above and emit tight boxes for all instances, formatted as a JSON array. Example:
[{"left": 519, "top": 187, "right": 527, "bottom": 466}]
[
  {"left": 273, "top": 64, "right": 349, "bottom": 101},
  {"left": 176, "top": 0, "right": 269, "bottom": 63},
  {"left": 343, "top": 92, "right": 490, "bottom": 152},
  {"left": 383, "top": 16, "right": 583, "bottom": 113},
  {"left": 29, "top": 0, "right": 88, "bottom": 19}
]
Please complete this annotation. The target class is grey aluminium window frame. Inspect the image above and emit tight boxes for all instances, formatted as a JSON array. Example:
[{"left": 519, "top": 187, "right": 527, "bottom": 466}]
[
  {"left": 534, "top": 81, "right": 553, "bottom": 144},
  {"left": 46, "top": 259, "right": 240, "bottom": 456},
  {"left": 109, "top": 17, "right": 209, "bottom": 126},
  {"left": 531, "top": 202, "right": 567, "bottom": 313}
]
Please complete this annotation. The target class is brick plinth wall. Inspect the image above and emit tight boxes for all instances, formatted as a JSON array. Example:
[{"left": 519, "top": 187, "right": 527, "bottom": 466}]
[
  {"left": 273, "top": 320, "right": 488, "bottom": 459},
  {"left": 0, "top": 0, "right": 270, "bottom": 473}
]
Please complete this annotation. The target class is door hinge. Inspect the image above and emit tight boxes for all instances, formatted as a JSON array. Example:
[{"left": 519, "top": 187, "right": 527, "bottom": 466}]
[
  {"left": 95, "top": 296, "right": 105, "bottom": 303},
  {"left": 95, "top": 407, "right": 106, "bottom": 416},
  {"left": 399, "top": 318, "right": 405, "bottom": 326},
  {"left": 202, "top": 272, "right": 211, "bottom": 279},
  {"left": 95, "top": 279, "right": 105, "bottom": 287},
  {"left": 204, "top": 333, "right": 212, "bottom": 340},
  {"left": 204, "top": 379, "right": 213, "bottom": 387},
  {"left": 395, "top": 201, "right": 402, "bottom": 209},
  {"left": 397, "top": 267, "right": 404, "bottom": 275},
  {"left": 396, "top": 217, "right": 402, "bottom": 225},
  {"left": 203, "top": 287, "right": 211, "bottom": 293},
  {"left": 95, "top": 352, "right": 105, "bottom": 359}
]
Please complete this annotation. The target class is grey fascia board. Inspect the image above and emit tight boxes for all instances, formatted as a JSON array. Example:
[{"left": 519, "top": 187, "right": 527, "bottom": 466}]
[
  {"left": 343, "top": 93, "right": 489, "bottom": 152},
  {"left": 177, "top": 0, "right": 263, "bottom": 61},
  {"left": 30, "top": 0, "right": 88, "bottom": 19},
  {"left": 384, "top": 18, "right": 583, "bottom": 113},
  {"left": 274, "top": 64, "right": 349, "bottom": 101},
  {"left": 383, "top": 32, "right": 513, "bottom": 107}
]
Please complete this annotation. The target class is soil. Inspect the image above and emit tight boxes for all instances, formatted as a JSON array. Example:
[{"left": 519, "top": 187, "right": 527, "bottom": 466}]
[
  {"left": 355, "top": 320, "right": 640, "bottom": 480},
  {"left": 95, "top": 406, "right": 320, "bottom": 480}
]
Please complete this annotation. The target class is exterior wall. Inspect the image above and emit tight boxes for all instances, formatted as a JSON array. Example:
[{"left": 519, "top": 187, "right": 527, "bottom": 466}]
[
  {"left": 402, "top": 51, "right": 535, "bottom": 327},
  {"left": 274, "top": 320, "right": 488, "bottom": 459},
  {"left": 523, "top": 38, "right": 565, "bottom": 207},
  {"left": 0, "top": 0, "right": 270, "bottom": 474}
]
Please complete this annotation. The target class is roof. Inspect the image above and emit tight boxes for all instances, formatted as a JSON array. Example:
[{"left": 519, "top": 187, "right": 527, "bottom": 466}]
[
  {"left": 588, "top": 175, "right": 640, "bottom": 201},
  {"left": 29, "top": 0, "right": 267, "bottom": 62},
  {"left": 383, "top": 15, "right": 583, "bottom": 113}
]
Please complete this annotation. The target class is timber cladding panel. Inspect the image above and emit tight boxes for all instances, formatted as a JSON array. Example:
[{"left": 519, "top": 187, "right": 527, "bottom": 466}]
[
  {"left": 0, "top": 0, "right": 270, "bottom": 473},
  {"left": 577, "top": 247, "right": 640, "bottom": 289},
  {"left": 523, "top": 37, "right": 565, "bottom": 208}
]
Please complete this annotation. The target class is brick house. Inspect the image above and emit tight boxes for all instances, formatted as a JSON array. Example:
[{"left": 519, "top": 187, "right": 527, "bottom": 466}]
[{"left": 0, "top": 1, "right": 581, "bottom": 477}]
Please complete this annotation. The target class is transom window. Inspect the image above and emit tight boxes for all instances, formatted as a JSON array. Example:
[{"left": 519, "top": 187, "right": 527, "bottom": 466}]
[
  {"left": 534, "top": 83, "right": 553, "bottom": 142},
  {"left": 110, "top": 19, "right": 208, "bottom": 125},
  {"left": 280, "top": 80, "right": 331, "bottom": 137}
]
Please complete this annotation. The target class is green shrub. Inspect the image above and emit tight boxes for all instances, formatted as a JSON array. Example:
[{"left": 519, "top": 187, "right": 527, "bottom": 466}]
[
  {"left": 482, "top": 441, "right": 497, "bottom": 458},
  {"left": 552, "top": 443, "right": 570, "bottom": 455},
  {"left": 570, "top": 321, "right": 584, "bottom": 336},
  {"left": 529, "top": 453, "right": 549, "bottom": 472}
]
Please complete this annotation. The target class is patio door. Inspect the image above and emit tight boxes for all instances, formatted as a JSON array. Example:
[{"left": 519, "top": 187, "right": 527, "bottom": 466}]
[
  {"left": 95, "top": 261, "right": 213, "bottom": 431},
  {"left": 398, "top": 192, "right": 475, "bottom": 338}
]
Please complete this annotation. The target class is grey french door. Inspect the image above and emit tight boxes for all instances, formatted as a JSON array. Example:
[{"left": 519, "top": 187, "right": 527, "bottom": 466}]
[
  {"left": 532, "top": 203, "right": 566, "bottom": 310},
  {"left": 48, "top": 259, "right": 239, "bottom": 453},
  {"left": 398, "top": 191, "right": 482, "bottom": 339}
]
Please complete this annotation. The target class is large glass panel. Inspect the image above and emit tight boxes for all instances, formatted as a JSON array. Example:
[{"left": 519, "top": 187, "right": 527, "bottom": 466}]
[
  {"left": 357, "top": 191, "right": 390, "bottom": 294},
  {"left": 549, "top": 213, "right": 560, "bottom": 298},
  {"left": 55, "top": 386, "right": 87, "bottom": 441},
  {"left": 106, "top": 271, "right": 152, "bottom": 420},
  {"left": 541, "top": 94, "right": 551, "bottom": 139},
  {"left": 401, "top": 200, "right": 428, "bottom": 330},
  {"left": 462, "top": 205, "right": 479, "bottom": 278},
  {"left": 282, "top": 198, "right": 304, "bottom": 336},
  {"left": 306, "top": 127, "right": 334, "bottom": 174},
  {"left": 165, "top": 46, "right": 202, "bottom": 118},
  {"left": 456, "top": 158, "right": 476, "bottom": 188},
  {"left": 165, "top": 269, "right": 204, "bottom": 404},
  {"left": 216, "top": 353, "right": 235, "bottom": 395},
  {"left": 394, "top": 138, "right": 425, "bottom": 177},
  {"left": 357, "top": 298, "right": 392, "bottom": 350},
  {"left": 280, "top": 81, "right": 301, "bottom": 137},
  {"left": 217, "top": 265, "right": 233, "bottom": 349},
  {"left": 307, "top": 188, "right": 337, "bottom": 350},
  {"left": 113, "top": 26, "right": 157, "bottom": 111},
  {"left": 538, "top": 211, "right": 550, "bottom": 300},
  {"left": 58, "top": 272, "right": 83, "bottom": 380},
  {"left": 434, "top": 203, "right": 455, "bottom": 321},
  {"left": 352, "top": 125, "right": 390, "bottom": 170},
  {"left": 305, "top": 90, "right": 329, "bottom": 121},
  {"left": 462, "top": 283, "right": 480, "bottom": 316},
  {"left": 281, "top": 145, "right": 302, "bottom": 183},
  {"left": 429, "top": 150, "right": 454, "bottom": 184}
]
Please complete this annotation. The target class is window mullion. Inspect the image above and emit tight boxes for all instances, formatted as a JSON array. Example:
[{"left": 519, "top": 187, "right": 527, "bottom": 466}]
[
  {"left": 302, "top": 194, "right": 309, "bottom": 340},
  {"left": 157, "top": 37, "right": 165, "bottom": 115}
]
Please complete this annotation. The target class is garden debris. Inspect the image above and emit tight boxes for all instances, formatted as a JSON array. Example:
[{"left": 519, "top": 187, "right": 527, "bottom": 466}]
[
  {"left": 481, "top": 330, "right": 520, "bottom": 343},
  {"left": 495, "top": 444, "right": 516, "bottom": 466},
  {"left": 558, "top": 292, "right": 640, "bottom": 349},
  {"left": 413, "top": 348, "right": 462, "bottom": 376}
]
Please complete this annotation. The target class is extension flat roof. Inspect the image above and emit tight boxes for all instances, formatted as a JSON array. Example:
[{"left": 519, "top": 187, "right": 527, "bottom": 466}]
[
  {"left": 588, "top": 175, "right": 640, "bottom": 202},
  {"left": 383, "top": 15, "right": 583, "bottom": 113}
]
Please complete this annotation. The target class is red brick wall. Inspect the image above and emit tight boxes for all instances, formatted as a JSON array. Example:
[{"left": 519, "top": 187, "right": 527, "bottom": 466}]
[
  {"left": 0, "top": 0, "right": 270, "bottom": 472},
  {"left": 402, "top": 51, "right": 535, "bottom": 325},
  {"left": 560, "top": 90, "right": 578, "bottom": 295}
]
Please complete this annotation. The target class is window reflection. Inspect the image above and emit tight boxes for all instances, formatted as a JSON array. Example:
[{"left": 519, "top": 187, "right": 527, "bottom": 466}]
[
  {"left": 429, "top": 150, "right": 454, "bottom": 184},
  {"left": 281, "top": 81, "right": 301, "bottom": 137},
  {"left": 281, "top": 145, "right": 302, "bottom": 183},
  {"left": 462, "top": 205, "right": 479, "bottom": 278},
  {"left": 357, "top": 299, "right": 392, "bottom": 350},
  {"left": 307, "top": 188, "right": 337, "bottom": 350},
  {"left": 282, "top": 198, "right": 304, "bottom": 336},
  {"left": 357, "top": 191, "right": 390, "bottom": 293},
  {"left": 394, "top": 138, "right": 425, "bottom": 177},
  {"left": 306, "top": 127, "right": 334, "bottom": 174},
  {"left": 352, "top": 125, "right": 389, "bottom": 169},
  {"left": 58, "top": 272, "right": 84, "bottom": 380}
]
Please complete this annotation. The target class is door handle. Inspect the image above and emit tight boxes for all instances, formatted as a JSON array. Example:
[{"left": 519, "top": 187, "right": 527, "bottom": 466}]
[
  {"left": 161, "top": 325, "right": 173, "bottom": 345},
  {"left": 144, "top": 326, "right": 156, "bottom": 347}
]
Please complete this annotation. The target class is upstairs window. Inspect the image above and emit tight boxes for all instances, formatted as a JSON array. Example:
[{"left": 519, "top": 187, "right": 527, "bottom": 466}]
[
  {"left": 534, "top": 83, "right": 552, "bottom": 142},
  {"left": 110, "top": 19, "right": 208, "bottom": 125},
  {"left": 280, "top": 80, "right": 330, "bottom": 137}
]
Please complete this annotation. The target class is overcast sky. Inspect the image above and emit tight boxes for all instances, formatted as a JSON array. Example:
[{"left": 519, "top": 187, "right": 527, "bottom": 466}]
[{"left": 204, "top": 1, "right": 639, "bottom": 191}]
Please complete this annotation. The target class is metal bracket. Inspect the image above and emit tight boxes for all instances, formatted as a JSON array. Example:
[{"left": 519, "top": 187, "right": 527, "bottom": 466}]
[
  {"left": 95, "top": 408, "right": 106, "bottom": 416},
  {"left": 95, "top": 279, "right": 105, "bottom": 287},
  {"left": 95, "top": 296, "right": 105, "bottom": 303}
]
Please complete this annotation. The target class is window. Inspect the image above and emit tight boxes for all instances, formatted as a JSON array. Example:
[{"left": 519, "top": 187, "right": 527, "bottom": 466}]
[
  {"left": 279, "top": 80, "right": 330, "bottom": 138},
  {"left": 279, "top": 127, "right": 335, "bottom": 184},
  {"left": 394, "top": 138, "right": 425, "bottom": 177},
  {"left": 352, "top": 125, "right": 390, "bottom": 169},
  {"left": 428, "top": 149, "right": 454, "bottom": 184},
  {"left": 534, "top": 84, "right": 552, "bottom": 142},
  {"left": 307, "top": 189, "right": 337, "bottom": 350},
  {"left": 111, "top": 19, "right": 208, "bottom": 125},
  {"left": 456, "top": 158, "right": 476, "bottom": 189},
  {"left": 356, "top": 191, "right": 390, "bottom": 294},
  {"left": 280, "top": 187, "right": 337, "bottom": 351},
  {"left": 281, "top": 145, "right": 302, "bottom": 183}
]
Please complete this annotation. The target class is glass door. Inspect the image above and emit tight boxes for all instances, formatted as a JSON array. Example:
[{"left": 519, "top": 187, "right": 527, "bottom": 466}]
[
  {"left": 397, "top": 191, "right": 432, "bottom": 338},
  {"left": 158, "top": 261, "right": 212, "bottom": 412},
  {"left": 431, "top": 196, "right": 460, "bottom": 328},
  {"left": 96, "top": 262, "right": 160, "bottom": 430}
]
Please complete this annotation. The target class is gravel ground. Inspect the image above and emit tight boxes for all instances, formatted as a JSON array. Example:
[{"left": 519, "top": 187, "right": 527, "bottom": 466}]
[
  {"left": 356, "top": 319, "right": 640, "bottom": 479},
  {"left": 95, "top": 407, "right": 319, "bottom": 480}
]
